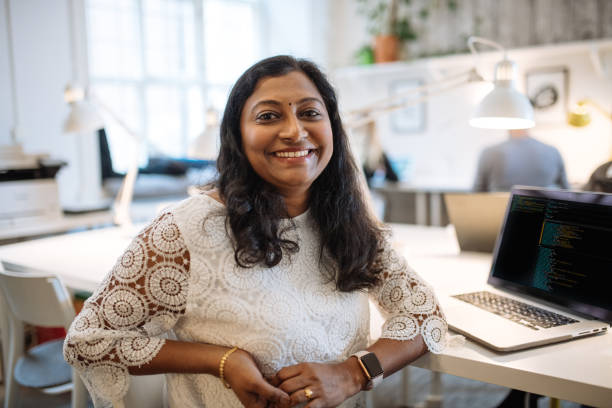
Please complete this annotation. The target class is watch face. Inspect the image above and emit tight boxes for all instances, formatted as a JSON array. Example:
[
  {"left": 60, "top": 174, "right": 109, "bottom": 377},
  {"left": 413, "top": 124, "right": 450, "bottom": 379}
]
[{"left": 361, "top": 353, "right": 384, "bottom": 378}]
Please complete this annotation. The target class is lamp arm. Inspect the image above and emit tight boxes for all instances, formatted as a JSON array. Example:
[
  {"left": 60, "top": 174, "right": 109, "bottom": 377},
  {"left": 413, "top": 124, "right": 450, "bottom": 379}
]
[
  {"left": 346, "top": 68, "right": 479, "bottom": 118},
  {"left": 113, "top": 160, "right": 139, "bottom": 227},
  {"left": 467, "top": 36, "right": 506, "bottom": 57},
  {"left": 88, "top": 94, "right": 141, "bottom": 143},
  {"left": 579, "top": 99, "right": 612, "bottom": 120},
  {"left": 467, "top": 36, "right": 508, "bottom": 81},
  {"left": 344, "top": 69, "right": 481, "bottom": 130},
  {"left": 5, "top": 0, "right": 19, "bottom": 144}
]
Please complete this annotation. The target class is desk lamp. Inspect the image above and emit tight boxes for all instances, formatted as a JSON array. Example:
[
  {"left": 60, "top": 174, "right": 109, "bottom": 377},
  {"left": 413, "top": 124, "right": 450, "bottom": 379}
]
[
  {"left": 567, "top": 99, "right": 612, "bottom": 127},
  {"left": 63, "top": 84, "right": 139, "bottom": 227},
  {"left": 467, "top": 36, "right": 535, "bottom": 129},
  {"left": 568, "top": 98, "right": 612, "bottom": 161}
]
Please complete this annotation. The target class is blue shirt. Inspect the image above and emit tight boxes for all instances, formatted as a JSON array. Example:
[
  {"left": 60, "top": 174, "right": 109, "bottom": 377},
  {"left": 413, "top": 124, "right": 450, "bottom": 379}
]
[{"left": 473, "top": 137, "right": 569, "bottom": 192}]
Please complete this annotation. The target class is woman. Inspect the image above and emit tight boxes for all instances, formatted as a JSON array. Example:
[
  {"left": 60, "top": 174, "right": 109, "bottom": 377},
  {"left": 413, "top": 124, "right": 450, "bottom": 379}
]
[{"left": 64, "top": 55, "right": 447, "bottom": 408}]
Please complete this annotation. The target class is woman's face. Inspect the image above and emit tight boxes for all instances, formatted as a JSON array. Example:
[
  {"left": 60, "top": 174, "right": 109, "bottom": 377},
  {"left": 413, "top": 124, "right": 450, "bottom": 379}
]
[{"left": 240, "top": 71, "right": 333, "bottom": 196}]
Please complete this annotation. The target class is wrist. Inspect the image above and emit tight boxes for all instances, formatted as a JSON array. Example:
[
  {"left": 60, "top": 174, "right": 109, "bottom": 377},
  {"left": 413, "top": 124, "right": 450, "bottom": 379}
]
[
  {"left": 219, "top": 346, "right": 238, "bottom": 388},
  {"left": 342, "top": 356, "right": 368, "bottom": 394}
]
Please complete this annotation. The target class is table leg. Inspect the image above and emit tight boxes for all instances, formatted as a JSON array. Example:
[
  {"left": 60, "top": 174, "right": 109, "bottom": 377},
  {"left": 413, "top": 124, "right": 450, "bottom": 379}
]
[
  {"left": 424, "top": 371, "right": 443, "bottom": 408},
  {"left": 415, "top": 192, "right": 428, "bottom": 225},
  {"left": 429, "top": 193, "right": 442, "bottom": 227}
]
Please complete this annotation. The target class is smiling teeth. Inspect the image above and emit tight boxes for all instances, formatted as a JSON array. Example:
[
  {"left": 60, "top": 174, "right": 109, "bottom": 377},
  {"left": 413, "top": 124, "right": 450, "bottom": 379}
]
[{"left": 275, "top": 150, "right": 309, "bottom": 158}]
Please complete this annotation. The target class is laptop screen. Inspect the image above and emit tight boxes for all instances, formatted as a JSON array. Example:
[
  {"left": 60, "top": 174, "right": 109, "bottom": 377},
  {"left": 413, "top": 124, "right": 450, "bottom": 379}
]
[{"left": 488, "top": 187, "right": 612, "bottom": 322}]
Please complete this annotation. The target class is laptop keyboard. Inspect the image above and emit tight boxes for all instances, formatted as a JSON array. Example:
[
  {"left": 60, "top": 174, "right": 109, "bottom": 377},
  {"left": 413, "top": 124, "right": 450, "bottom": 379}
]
[{"left": 453, "top": 291, "right": 579, "bottom": 330}]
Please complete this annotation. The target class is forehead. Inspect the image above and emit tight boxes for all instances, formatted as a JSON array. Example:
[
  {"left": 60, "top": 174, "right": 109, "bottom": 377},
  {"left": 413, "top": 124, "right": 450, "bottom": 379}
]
[{"left": 245, "top": 71, "right": 323, "bottom": 105}]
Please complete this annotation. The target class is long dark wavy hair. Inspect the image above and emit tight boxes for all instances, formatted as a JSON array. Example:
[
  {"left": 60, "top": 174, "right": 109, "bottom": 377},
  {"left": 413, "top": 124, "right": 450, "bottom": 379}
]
[{"left": 215, "top": 55, "right": 385, "bottom": 292}]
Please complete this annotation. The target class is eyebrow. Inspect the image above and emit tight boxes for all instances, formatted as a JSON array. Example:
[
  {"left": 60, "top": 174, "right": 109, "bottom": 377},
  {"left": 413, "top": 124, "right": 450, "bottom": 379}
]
[{"left": 250, "top": 97, "right": 324, "bottom": 114}]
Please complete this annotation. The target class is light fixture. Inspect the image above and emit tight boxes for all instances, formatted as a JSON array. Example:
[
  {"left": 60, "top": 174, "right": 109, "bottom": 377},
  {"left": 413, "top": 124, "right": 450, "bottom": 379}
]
[
  {"left": 567, "top": 98, "right": 611, "bottom": 127},
  {"left": 63, "top": 85, "right": 140, "bottom": 227},
  {"left": 467, "top": 36, "right": 535, "bottom": 129},
  {"left": 63, "top": 85, "right": 104, "bottom": 134},
  {"left": 568, "top": 98, "right": 612, "bottom": 162}
]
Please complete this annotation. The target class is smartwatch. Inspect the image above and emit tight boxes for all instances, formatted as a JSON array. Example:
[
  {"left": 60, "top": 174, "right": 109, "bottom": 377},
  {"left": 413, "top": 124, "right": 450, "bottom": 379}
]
[{"left": 351, "top": 350, "right": 384, "bottom": 390}]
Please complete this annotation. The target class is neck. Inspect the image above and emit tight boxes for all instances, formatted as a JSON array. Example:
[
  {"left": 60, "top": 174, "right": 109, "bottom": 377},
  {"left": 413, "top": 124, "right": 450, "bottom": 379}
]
[
  {"left": 509, "top": 129, "right": 529, "bottom": 139},
  {"left": 279, "top": 187, "right": 309, "bottom": 217}
]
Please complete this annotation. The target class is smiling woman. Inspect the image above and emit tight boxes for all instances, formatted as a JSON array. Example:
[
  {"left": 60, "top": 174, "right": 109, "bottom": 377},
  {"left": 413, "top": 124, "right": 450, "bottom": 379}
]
[
  {"left": 64, "top": 55, "right": 448, "bottom": 408},
  {"left": 239, "top": 71, "right": 334, "bottom": 215}
]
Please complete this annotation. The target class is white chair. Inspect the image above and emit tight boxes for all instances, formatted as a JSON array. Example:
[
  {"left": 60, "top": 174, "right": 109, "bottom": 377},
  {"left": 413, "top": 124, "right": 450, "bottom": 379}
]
[{"left": 0, "top": 269, "right": 88, "bottom": 408}]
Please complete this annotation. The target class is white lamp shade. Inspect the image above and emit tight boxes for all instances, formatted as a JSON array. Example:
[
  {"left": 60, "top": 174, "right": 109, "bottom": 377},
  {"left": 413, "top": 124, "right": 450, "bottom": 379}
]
[
  {"left": 64, "top": 101, "right": 104, "bottom": 133},
  {"left": 470, "top": 82, "right": 535, "bottom": 129}
]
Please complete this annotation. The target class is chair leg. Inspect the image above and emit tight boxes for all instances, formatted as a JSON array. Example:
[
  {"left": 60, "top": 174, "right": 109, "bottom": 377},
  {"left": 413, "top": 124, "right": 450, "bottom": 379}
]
[
  {"left": 4, "top": 319, "right": 24, "bottom": 408},
  {"left": 72, "top": 369, "right": 89, "bottom": 408}
]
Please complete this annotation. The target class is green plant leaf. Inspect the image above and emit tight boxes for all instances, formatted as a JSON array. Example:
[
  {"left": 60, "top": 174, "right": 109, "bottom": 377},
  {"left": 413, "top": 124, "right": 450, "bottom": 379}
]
[{"left": 395, "top": 18, "right": 417, "bottom": 41}]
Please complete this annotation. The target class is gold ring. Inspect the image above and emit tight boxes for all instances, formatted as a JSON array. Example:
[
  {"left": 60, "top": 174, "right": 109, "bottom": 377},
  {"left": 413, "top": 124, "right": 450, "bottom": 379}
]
[{"left": 304, "top": 387, "right": 313, "bottom": 400}]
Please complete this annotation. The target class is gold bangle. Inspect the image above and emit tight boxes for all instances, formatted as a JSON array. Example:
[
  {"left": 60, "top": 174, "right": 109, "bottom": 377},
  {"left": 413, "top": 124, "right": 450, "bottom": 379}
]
[{"left": 219, "top": 346, "right": 238, "bottom": 389}]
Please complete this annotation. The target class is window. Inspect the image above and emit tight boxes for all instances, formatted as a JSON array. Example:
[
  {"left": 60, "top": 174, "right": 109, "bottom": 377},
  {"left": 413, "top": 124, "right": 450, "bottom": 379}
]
[{"left": 85, "top": 0, "right": 261, "bottom": 173}]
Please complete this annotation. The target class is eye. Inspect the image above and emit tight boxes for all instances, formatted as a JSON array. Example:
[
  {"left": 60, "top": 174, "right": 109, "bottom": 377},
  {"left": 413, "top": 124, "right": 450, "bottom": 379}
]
[
  {"left": 300, "top": 109, "right": 322, "bottom": 119},
  {"left": 255, "top": 111, "right": 279, "bottom": 122}
]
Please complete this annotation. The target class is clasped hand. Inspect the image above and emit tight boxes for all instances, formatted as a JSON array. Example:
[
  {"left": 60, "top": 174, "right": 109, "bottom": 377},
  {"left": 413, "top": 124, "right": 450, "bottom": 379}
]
[{"left": 224, "top": 349, "right": 362, "bottom": 408}]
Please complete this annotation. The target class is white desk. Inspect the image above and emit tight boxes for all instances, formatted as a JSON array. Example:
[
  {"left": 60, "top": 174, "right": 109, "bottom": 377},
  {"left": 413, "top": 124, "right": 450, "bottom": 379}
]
[
  {"left": 0, "top": 211, "right": 114, "bottom": 242},
  {"left": 0, "top": 224, "right": 140, "bottom": 292},
  {"left": 0, "top": 224, "right": 610, "bottom": 407}
]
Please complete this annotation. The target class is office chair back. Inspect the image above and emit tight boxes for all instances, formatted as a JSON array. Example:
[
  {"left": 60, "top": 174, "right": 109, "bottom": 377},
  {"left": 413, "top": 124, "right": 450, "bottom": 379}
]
[
  {"left": 0, "top": 270, "right": 75, "bottom": 329},
  {"left": 0, "top": 269, "right": 87, "bottom": 408}
]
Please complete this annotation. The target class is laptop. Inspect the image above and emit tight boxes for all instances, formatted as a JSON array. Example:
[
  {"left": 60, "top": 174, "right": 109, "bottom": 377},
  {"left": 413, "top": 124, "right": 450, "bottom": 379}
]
[
  {"left": 444, "top": 192, "right": 509, "bottom": 252},
  {"left": 442, "top": 186, "right": 611, "bottom": 352}
]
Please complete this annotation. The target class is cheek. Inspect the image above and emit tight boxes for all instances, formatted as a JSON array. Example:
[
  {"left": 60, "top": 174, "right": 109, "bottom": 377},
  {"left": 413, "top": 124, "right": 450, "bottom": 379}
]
[{"left": 242, "top": 129, "right": 272, "bottom": 154}]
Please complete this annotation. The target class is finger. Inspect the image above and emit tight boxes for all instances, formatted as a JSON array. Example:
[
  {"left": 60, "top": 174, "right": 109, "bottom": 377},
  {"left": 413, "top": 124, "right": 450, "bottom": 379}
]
[
  {"left": 255, "top": 380, "right": 291, "bottom": 405},
  {"left": 278, "top": 376, "right": 310, "bottom": 394},
  {"left": 304, "top": 399, "right": 322, "bottom": 408},
  {"left": 266, "top": 374, "right": 281, "bottom": 387},
  {"left": 289, "top": 386, "right": 317, "bottom": 406},
  {"left": 276, "top": 364, "right": 303, "bottom": 381}
]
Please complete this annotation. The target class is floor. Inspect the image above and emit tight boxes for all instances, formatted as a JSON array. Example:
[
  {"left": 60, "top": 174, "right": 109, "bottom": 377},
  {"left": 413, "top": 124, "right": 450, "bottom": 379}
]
[{"left": 0, "top": 368, "right": 583, "bottom": 408}]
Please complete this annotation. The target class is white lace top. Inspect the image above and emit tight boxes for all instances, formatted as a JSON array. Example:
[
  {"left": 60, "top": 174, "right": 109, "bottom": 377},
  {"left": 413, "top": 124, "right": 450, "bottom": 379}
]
[{"left": 64, "top": 194, "right": 447, "bottom": 407}]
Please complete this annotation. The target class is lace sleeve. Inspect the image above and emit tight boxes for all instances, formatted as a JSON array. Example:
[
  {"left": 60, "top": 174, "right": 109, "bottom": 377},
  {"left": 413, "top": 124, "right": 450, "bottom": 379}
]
[
  {"left": 369, "top": 235, "right": 447, "bottom": 354},
  {"left": 63, "top": 212, "right": 190, "bottom": 407}
]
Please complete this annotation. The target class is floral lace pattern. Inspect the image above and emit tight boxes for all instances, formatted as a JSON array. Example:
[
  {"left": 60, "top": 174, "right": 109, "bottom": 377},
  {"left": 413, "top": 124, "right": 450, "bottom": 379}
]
[
  {"left": 63, "top": 212, "right": 190, "bottom": 407},
  {"left": 371, "top": 238, "right": 447, "bottom": 353},
  {"left": 64, "top": 195, "right": 447, "bottom": 408}
]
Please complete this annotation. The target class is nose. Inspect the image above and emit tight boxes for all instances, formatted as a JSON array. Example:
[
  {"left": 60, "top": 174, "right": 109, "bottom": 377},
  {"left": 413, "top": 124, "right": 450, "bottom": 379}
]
[{"left": 279, "top": 112, "right": 307, "bottom": 142}]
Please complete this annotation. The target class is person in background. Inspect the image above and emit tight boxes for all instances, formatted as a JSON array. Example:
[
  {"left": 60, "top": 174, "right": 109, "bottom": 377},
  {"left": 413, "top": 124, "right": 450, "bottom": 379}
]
[
  {"left": 583, "top": 160, "right": 612, "bottom": 192},
  {"left": 473, "top": 129, "right": 569, "bottom": 192},
  {"left": 64, "top": 55, "right": 447, "bottom": 408}
]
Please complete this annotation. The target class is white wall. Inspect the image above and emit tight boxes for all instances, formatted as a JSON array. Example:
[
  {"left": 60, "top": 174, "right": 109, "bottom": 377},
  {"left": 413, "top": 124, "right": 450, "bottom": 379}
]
[
  {"left": 327, "top": 0, "right": 369, "bottom": 70},
  {"left": 1, "top": 0, "right": 104, "bottom": 207},
  {"left": 261, "top": 0, "right": 330, "bottom": 68},
  {"left": 334, "top": 40, "right": 612, "bottom": 188}
]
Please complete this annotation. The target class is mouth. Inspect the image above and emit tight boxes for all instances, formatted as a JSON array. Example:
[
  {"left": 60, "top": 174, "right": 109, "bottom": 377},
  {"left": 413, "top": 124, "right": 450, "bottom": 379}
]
[{"left": 273, "top": 149, "right": 316, "bottom": 158}]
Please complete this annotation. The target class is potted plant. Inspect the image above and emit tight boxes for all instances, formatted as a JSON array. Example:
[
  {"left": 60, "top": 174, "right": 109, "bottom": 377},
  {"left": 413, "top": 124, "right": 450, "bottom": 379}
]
[{"left": 357, "top": 0, "right": 417, "bottom": 63}]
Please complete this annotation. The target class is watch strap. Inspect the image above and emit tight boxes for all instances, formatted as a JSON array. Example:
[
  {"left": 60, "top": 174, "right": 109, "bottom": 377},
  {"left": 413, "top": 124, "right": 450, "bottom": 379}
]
[{"left": 351, "top": 350, "right": 383, "bottom": 390}]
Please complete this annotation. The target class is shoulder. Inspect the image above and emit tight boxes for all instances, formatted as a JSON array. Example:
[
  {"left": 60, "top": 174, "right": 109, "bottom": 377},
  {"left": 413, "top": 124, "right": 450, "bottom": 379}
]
[
  {"left": 529, "top": 137, "right": 559, "bottom": 153},
  {"left": 160, "top": 192, "right": 227, "bottom": 246},
  {"left": 169, "top": 192, "right": 225, "bottom": 218}
]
